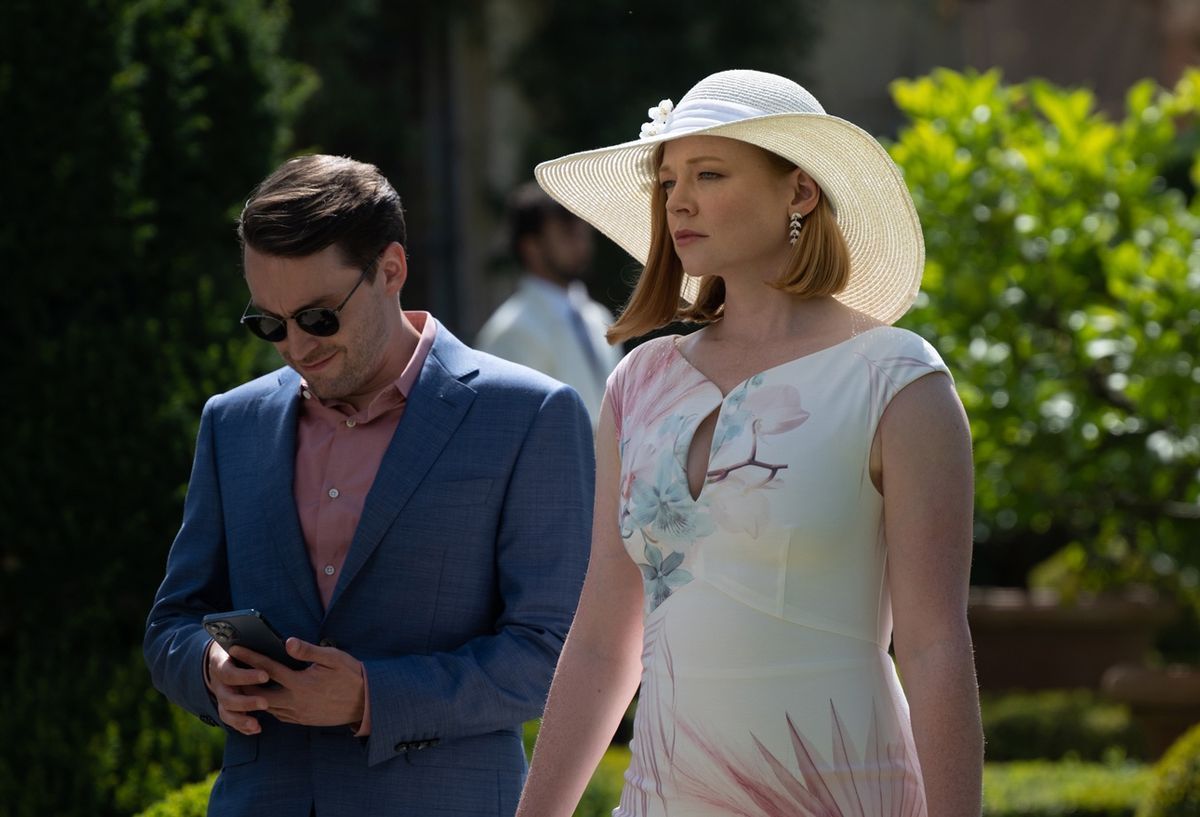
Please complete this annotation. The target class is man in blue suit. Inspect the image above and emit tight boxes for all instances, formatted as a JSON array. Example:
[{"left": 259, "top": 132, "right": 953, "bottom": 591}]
[{"left": 144, "top": 155, "right": 594, "bottom": 816}]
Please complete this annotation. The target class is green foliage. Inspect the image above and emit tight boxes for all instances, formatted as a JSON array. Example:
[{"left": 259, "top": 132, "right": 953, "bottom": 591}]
[
  {"left": 0, "top": 1, "right": 310, "bottom": 814},
  {"left": 981, "top": 690, "right": 1143, "bottom": 762},
  {"left": 1138, "top": 722, "right": 1200, "bottom": 817},
  {"left": 984, "top": 760, "right": 1152, "bottom": 816},
  {"left": 133, "top": 774, "right": 216, "bottom": 817},
  {"left": 88, "top": 650, "right": 225, "bottom": 816},
  {"left": 889, "top": 69, "right": 1200, "bottom": 602}
]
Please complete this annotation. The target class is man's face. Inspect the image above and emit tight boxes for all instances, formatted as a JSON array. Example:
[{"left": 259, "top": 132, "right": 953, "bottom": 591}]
[
  {"left": 536, "top": 216, "right": 595, "bottom": 283},
  {"left": 243, "top": 244, "right": 399, "bottom": 404}
]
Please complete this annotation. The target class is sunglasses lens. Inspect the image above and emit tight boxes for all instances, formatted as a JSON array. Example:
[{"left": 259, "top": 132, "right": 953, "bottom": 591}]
[
  {"left": 295, "top": 309, "right": 340, "bottom": 337},
  {"left": 244, "top": 315, "right": 287, "bottom": 342}
]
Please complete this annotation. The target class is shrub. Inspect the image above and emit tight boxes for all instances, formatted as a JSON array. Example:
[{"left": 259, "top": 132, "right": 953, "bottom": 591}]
[
  {"left": 1137, "top": 721, "right": 1200, "bottom": 817},
  {"left": 0, "top": 1, "right": 311, "bottom": 814},
  {"left": 981, "top": 689, "right": 1144, "bottom": 761},
  {"left": 134, "top": 774, "right": 215, "bottom": 817},
  {"left": 984, "top": 760, "right": 1152, "bottom": 817},
  {"left": 889, "top": 69, "right": 1200, "bottom": 602},
  {"left": 88, "top": 650, "right": 225, "bottom": 816}
]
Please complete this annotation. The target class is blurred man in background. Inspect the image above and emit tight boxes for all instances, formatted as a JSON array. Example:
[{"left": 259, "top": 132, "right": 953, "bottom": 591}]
[{"left": 476, "top": 182, "right": 623, "bottom": 428}]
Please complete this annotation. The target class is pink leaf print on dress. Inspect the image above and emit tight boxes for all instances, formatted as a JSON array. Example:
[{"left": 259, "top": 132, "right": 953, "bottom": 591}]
[
  {"left": 738, "top": 383, "right": 811, "bottom": 436},
  {"left": 674, "top": 702, "right": 925, "bottom": 817}
]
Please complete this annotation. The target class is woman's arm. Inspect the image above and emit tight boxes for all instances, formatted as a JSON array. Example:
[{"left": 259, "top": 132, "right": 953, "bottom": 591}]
[
  {"left": 516, "top": 396, "right": 646, "bottom": 817},
  {"left": 878, "top": 371, "right": 983, "bottom": 817}
]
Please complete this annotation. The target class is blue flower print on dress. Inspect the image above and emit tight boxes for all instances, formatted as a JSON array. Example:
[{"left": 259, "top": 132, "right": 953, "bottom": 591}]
[
  {"left": 627, "top": 457, "right": 715, "bottom": 543},
  {"left": 638, "top": 543, "right": 694, "bottom": 612}
]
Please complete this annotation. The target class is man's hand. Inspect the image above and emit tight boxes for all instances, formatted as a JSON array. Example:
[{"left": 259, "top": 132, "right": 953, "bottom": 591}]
[
  {"left": 232, "top": 638, "right": 366, "bottom": 728},
  {"left": 206, "top": 642, "right": 270, "bottom": 735}
]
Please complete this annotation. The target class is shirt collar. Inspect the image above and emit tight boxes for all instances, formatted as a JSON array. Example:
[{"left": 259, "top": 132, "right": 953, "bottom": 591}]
[{"left": 298, "top": 311, "right": 438, "bottom": 422}]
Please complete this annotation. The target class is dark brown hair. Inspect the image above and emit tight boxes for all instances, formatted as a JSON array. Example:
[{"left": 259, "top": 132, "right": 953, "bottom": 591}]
[
  {"left": 606, "top": 145, "right": 851, "bottom": 345},
  {"left": 507, "top": 181, "right": 576, "bottom": 264},
  {"left": 238, "top": 155, "right": 406, "bottom": 279}
]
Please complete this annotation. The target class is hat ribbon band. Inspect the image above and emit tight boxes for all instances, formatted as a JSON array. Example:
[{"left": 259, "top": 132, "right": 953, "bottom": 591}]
[{"left": 661, "top": 99, "right": 771, "bottom": 134}]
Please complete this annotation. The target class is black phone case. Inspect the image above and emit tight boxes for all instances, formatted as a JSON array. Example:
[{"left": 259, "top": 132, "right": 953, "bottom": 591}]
[{"left": 201, "top": 609, "right": 309, "bottom": 671}]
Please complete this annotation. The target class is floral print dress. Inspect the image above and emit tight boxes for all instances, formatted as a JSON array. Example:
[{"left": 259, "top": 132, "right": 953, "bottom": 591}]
[{"left": 606, "top": 327, "right": 949, "bottom": 817}]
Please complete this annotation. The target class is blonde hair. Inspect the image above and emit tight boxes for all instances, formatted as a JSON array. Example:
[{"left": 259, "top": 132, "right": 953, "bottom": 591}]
[{"left": 606, "top": 146, "right": 851, "bottom": 345}]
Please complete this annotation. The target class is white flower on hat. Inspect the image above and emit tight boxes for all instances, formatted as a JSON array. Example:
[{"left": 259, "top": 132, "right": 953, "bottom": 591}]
[{"left": 639, "top": 98, "right": 674, "bottom": 140}]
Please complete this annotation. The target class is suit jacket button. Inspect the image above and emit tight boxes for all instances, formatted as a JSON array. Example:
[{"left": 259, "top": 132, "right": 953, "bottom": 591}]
[{"left": 319, "top": 638, "right": 337, "bottom": 648}]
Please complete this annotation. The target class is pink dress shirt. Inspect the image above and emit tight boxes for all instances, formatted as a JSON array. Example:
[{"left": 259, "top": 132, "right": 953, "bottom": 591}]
[{"left": 294, "top": 311, "right": 437, "bottom": 609}]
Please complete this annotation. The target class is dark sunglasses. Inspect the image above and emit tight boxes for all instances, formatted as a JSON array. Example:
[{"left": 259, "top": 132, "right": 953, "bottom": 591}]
[{"left": 240, "top": 269, "right": 369, "bottom": 342}]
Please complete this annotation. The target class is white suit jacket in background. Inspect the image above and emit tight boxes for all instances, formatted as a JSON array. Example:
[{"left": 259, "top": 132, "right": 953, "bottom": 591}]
[{"left": 476, "top": 276, "right": 622, "bottom": 428}]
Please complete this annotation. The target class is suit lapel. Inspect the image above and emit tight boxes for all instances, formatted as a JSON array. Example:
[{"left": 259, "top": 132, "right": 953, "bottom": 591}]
[
  {"left": 326, "top": 329, "right": 478, "bottom": 614},
  {"left": 257, "top": 370, "right": 324, "bottom": 625}
]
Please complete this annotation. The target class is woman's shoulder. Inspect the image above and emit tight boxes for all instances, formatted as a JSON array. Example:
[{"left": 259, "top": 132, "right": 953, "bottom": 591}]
[
  {"left": 854, "top": 325, "right": 948, "bottom": 372},
  {"left": 611, "top": 334, "right": 680, "bottom": 380}
]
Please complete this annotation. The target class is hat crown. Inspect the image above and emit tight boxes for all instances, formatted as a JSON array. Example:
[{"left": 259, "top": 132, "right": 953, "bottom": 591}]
[{"left": 662, "top": 70, "right": 826, "bottom": 135}]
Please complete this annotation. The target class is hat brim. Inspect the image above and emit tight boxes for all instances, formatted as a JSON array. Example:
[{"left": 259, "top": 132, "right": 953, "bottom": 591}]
[{"left": 535, "top": 112, "right": 924, "bottom": 325}]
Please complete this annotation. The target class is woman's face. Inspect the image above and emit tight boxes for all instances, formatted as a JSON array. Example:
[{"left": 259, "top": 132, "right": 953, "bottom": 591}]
[{"left": 658, "top": 135, "right": 802, "bottom": 281}]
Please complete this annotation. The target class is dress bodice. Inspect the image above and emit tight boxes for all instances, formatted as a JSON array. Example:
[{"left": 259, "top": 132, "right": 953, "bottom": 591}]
[{"left": 609, "top": 327, "right": 949, "bottom": 647}]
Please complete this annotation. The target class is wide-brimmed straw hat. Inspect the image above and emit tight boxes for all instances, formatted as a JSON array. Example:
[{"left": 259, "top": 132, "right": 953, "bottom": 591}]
[{"left": 534, "top": 69, "right": 924, "bottom": 325}]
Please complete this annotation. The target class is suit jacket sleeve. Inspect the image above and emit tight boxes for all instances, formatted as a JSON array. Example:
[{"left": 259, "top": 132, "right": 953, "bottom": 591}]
[
  {"left": 361, "top": 384, "right": 593, "bottom": 766},
  {"left": 143, "top": 396, "right": 229, "bottom": 726}
]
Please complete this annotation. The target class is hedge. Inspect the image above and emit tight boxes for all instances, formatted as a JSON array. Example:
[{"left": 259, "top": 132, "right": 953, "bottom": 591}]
[
  {"left": 981, "top": 689, "right": 1143, "bottom": 761},
  {"left": 137, "top": 751, "right": 1153, "bottom": 817}
]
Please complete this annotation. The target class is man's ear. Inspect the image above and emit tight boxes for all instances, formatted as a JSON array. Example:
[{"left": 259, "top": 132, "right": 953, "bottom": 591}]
[
  {"left": 377, "top": 241, "right": 408, "bottom": 296},
  {"left": 790, "top": 168, "right": 821, "bottom": 217}
]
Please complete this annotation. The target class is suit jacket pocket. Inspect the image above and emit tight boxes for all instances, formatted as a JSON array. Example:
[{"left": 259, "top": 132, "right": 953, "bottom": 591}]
[{"left": 222, "top": 732, "right": 258, "bottom": 768}]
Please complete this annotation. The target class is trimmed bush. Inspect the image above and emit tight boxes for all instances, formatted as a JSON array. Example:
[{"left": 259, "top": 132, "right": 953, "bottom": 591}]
[
  {"left": 984, "top": 760, "right": 1152, "bottom": 817},
  {"left": 1137, "top": 722, "right": 1200, "bottom": 817},
  {"left": 134, "top": 774, "right": 215, "bottom": 817},
  {"left": 981, "top": 689, "right": 1144, "bottom": 761}
]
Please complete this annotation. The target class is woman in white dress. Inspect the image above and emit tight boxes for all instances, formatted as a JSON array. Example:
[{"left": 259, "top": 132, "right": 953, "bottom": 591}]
[{"left": 516, "top": 69, "right": 983, "bottom": 817}]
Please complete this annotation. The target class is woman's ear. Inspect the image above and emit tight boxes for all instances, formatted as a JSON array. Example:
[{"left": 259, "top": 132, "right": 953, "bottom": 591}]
[{"left": 790, "top": 169, "right": 821, "bottom": 217}]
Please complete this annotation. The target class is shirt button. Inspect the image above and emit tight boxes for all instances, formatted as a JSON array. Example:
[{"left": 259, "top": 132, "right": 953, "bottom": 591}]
[
  {"left": 345, "top": 419, "right": 356, "bottom": 428},
  {"left": 302, "top": 390, "right": 312, "bottom": 400},
  {"left": 323, "top": 565, "right": 335, "bottom": 576},
  {"left": 328, "top": 488, "right": 339, "bottom": 499}
]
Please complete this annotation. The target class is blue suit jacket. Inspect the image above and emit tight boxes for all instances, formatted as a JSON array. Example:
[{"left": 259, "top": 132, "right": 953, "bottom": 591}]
[{"left": 144, "top": 324, "right": 594, "bottom": 817}]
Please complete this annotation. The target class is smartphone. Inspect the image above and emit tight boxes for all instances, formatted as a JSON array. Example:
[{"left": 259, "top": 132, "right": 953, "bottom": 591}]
[{"left": 202, "top": 609, "right": 309, "bottom": 674}]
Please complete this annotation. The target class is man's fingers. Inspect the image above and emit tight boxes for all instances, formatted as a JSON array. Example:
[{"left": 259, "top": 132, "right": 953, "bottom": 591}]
[
  {"left": 220, "top": 690, "right": 269, "bottom": 713},
  {"left": 285, "top": 637, "right": 334, "bottom": 665},
  {"left": 219, "top": 705, "right": 261, "bottom": 735},
  {"left": 228, "top": 646, "right": 287, "bottom": 680},
  {"left": 212, "top": 648, "right": 271, "bottom": 686},
  {"left": 216, "top": 691, "right": 264, "bottom": 735}
]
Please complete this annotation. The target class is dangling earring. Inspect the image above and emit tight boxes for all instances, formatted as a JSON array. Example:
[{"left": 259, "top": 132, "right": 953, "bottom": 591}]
[{"left": 788, "top": 212, "right": 804, "bottom": 246}]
